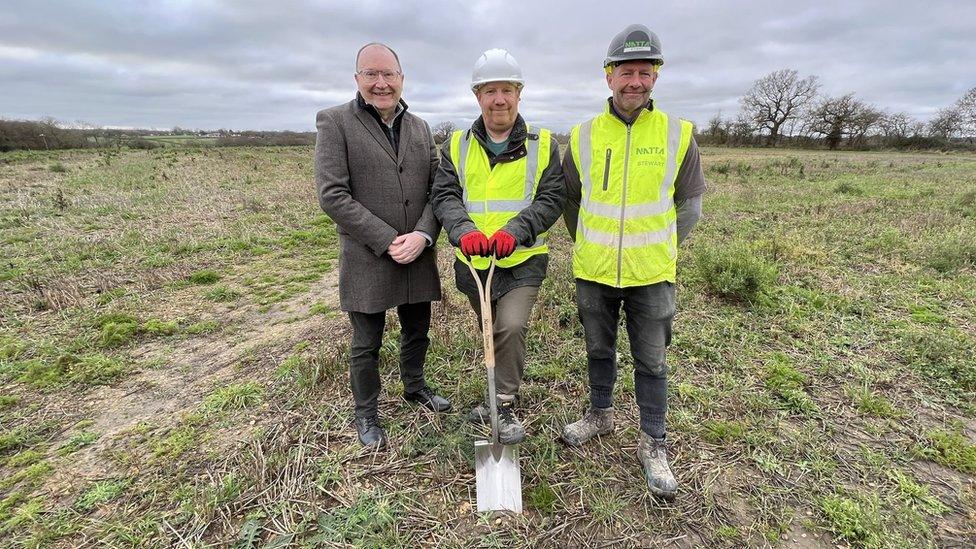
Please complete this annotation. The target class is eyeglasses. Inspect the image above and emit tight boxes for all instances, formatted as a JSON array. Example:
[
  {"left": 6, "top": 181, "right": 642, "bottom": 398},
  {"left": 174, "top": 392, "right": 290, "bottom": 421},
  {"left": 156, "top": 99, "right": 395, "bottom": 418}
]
[{"left": 357, "top": 69, "right": 401, "bottom": 83}]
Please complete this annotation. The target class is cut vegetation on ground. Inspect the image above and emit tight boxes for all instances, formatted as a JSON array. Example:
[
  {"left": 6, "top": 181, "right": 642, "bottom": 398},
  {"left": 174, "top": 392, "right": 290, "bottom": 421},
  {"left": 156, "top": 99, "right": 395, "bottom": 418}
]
[{"left": 1, "top": 146, "right": 975, "bottom": 547}]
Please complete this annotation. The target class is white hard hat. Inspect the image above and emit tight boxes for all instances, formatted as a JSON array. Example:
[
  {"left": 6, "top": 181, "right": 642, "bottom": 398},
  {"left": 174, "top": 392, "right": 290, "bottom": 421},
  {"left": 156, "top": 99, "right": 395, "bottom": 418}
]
[{"left": 471, "top": 48, "right": 524, "bottom": 92}]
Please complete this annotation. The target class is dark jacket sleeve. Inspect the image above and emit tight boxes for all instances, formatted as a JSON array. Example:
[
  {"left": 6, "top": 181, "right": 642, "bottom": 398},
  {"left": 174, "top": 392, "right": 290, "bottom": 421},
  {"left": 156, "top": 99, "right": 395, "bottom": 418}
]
[
  {"left": 561, "top": 143, "right": 583, "bottom": 242},
  {"left": 412, "top": 119, "right": 441, "bottom": 238},
  {"left": 315, "top": 109, "right": 397, "bottom": 256},
  {"left": 501, "top": 138, "right": 566, "bottom": 245},
  {"left": 431, "top": 139, "right": 478, "bottom": 246}
]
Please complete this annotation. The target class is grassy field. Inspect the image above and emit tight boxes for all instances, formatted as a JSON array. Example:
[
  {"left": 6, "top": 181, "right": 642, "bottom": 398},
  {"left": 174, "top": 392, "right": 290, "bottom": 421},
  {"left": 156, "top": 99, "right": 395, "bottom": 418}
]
[
  {"left": 1, "top": 145, "right": 975, "bottom": 547},
  {"left": 141, "top": 135, "right": 219, "bottom": 147}
]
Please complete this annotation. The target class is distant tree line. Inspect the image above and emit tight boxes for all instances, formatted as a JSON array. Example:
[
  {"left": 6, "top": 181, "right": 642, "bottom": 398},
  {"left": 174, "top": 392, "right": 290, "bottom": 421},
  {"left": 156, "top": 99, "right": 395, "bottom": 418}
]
[
  {"left": 0, "top": 119, "right": 315, "bottom": 152},
  {"left": 5, "top": 77, "right": 974, "bottom": 152},
  {"left": 698, "top": 69, "right": 976, "bottom": 150}
]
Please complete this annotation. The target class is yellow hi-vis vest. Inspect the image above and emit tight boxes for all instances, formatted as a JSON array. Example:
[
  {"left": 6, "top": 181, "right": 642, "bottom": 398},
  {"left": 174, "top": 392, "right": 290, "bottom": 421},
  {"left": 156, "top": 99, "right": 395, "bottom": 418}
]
[
  {"left": 450, "top": 126, "right": 552, "bottom": 269},
  {"left": 569, "top": 106, "right": 693, "bottom": 287}
]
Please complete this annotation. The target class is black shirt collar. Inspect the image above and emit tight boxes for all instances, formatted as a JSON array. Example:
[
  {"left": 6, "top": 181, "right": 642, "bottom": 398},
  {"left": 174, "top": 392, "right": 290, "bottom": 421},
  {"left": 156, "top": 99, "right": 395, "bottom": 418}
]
[
  {"left": 469, "top": 114, "right": 531, "bottom": 165},
  {"left": 356, "top": 92, "right": 408, "bottom": 126}
]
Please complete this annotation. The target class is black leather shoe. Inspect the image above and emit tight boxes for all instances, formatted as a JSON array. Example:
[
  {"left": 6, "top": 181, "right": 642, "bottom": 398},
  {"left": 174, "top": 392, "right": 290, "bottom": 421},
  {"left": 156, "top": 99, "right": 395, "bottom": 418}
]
[
  {"left": 354, "top": 415, "right": 386, "bottom": 448},
  {"left": 404, "top": 386, "right": 452, "bottom": 413}
]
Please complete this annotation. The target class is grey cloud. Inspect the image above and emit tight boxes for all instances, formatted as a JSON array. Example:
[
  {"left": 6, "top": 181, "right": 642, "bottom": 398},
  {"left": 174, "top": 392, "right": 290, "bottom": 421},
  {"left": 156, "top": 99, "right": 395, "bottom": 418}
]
[{"left": 1, "top": 0, "right": 972, "bottom": 131}]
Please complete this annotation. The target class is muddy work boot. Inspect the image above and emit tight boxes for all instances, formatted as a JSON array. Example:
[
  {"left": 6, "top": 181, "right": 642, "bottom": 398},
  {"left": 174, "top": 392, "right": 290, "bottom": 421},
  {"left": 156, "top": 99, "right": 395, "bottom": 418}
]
[
  {"left": 496, "top": 398, "right": 525, "bottom": 445},
  {"left": 638, "top": 432, "right": 677, "bottom": 500},
  {"left": 470, "top": 396, "right": 524, "bottom": 444},
  {"left": 561, "top": 406, "right": 615, "bottom": 446},
  {"left": 468, "top": 394, "right": 515, "bottom": 425}
]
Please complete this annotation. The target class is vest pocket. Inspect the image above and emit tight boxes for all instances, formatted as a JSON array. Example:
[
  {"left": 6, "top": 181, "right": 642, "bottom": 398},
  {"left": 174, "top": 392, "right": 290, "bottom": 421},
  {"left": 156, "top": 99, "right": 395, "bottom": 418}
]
[{"left": 602, "top": 149, "right": 612, "bottom": 191}]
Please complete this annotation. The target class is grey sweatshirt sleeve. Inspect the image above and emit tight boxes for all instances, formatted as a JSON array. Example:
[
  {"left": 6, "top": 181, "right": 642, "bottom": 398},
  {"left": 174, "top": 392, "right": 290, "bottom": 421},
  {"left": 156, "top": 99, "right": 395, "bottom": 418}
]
[
  {"left": 674, "top": 135, "right": 706, "bottom": 244},
  {"left": 676, "top": 194, "right": 702, "bottom": 244},
  {"left": 501, "top": 138, "right": 567, "bottom": 245},
  {"left": 673, "top": 136, "right": 708, "bottom": 201}
]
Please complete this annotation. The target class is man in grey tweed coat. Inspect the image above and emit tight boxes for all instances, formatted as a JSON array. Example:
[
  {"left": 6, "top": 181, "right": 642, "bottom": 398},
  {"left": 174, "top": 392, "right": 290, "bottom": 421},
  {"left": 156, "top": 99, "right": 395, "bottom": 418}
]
[{"left": 315, "top": 43, "right": 451, "bottom": 448}]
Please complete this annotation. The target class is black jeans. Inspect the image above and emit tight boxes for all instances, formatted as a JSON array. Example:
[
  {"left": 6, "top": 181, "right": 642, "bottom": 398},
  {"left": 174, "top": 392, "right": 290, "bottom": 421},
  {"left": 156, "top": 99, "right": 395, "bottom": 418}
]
[
  {"left": 348, "top": 301, "right": 431, "bottom": 419},
  {"left": 576, "top": 279, "right": 675, "bottom": 438}
]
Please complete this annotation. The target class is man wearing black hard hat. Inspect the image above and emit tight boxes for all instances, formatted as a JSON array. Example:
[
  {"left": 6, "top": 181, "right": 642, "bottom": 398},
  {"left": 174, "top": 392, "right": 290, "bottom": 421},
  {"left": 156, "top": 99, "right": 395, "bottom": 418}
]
[{"left": 560, "top": 24, "right": 707, "bottom": 500}]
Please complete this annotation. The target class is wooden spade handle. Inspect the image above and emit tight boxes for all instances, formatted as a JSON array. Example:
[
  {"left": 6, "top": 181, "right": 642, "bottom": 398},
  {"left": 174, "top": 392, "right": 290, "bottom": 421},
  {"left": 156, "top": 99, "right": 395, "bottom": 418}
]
[{"left": 465, "top": 256, "right": 499, "bottom": 444}]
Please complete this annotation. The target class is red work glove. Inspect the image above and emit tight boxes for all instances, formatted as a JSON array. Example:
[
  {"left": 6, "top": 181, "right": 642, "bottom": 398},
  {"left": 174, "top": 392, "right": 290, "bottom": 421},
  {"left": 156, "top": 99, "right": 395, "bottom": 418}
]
[
  {"left": 459, "top": 230, "right": 491, "bottom": 257},
  {"left": 489, "top": 230, "right": 517, "bottom": 259}
]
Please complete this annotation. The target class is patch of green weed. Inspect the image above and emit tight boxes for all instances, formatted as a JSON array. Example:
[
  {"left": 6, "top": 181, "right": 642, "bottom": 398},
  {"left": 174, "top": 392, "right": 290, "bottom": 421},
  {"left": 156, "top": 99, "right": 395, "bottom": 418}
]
[
  {"left": 188, "top": 269, "right": 220, "bottom": 285},
  {"left": 924, "top": 235, "right": 976, "bottom": 274},
  {"left": 834, "top": 181, "right": 863, "bottom": 195},
  {"left": 694, "top": 242, "right": 778, "bottom": 303},
  {"left": 308, "top": 490, "right": 404, "bottom": 545},
  {"left": 99, "top": 321, "right": 138, "bottom": 347},
  {"left": 887, "top": 469, "right": 949, "bottom": 515},
  {"left": 140, "top": 319, "right": 178, "bottom": 336},
  {"left": 5, "top": 449, "right": 44, "bottom": 468},
  {"left": 57, "top": 430, "right": 99, "bottom": 456},
  {"left": 0, "top": 395, "right": 19, "bottom": 411},
  {"left": 850, "top": 386, "right": 899, "bottom": 418},
  {"left": 528, "top": 479, "right": 557, "bottom": 515},
  {"left": 763, "top": 353, "right": 817, "bottom": 415},
  {"left": 700, "top": 418, "right": 747, "bottom": 444},
  {"left": 75, "top": 478, "right": 129, "bottom": 511},
  {"left": 0, "top": 460, "right": 54, "bottom": 491},
  {"left": 818, "top": 493, "right": 885, "bottom": 548},
  {"left": 309, "top": 301, "right": 331, "bottom": 316},
  {"left": 204, "top": 382, "right": 262, "bottom": 413},
  {"left": 915, "top": 429, "right": 976, "bottom": 473},
  {"left": 205, "top": 284, "right": 240, "bottom": 302},
  {"left": 185, "top": 320, "right": 219, "bottom": 335}
]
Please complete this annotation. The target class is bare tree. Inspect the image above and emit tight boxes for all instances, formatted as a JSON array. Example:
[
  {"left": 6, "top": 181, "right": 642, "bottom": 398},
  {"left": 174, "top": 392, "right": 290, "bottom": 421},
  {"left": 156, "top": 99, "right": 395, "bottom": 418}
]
[
  {"left": 76, "top": 120, "right": 103, "bottom": 147},
  {"left": 727, "top": 114, "right": 757, "bottom": 146},
  {"left": 740, "top": 69, "right": 820, "bottom": 146},
  {"left": 879, "top": 112, "right": 916, "bottom": 139},
  {"left": 928, "top": 107, "right": 962, "bottom": 140},
  {"left": 848, "top": 104, "right": 883, "bottom": 148},
  {"left": 955, "top": 87, "right": 976, "bottom": 139},
  {"left": 432, "top": 121, "right": 458, "bottom": 144},
  {"left": 805, "top": 93, "right": 880, "bottom": 150},
  {"left": 702, "top": 113, "right": 729, "bottom": 144}
]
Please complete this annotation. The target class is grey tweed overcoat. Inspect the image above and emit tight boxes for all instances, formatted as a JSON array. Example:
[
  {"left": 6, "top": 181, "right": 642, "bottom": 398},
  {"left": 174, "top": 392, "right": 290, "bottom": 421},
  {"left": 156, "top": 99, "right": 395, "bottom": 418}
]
[{"left": 314, "top": 98, "right": 441, "bottom": 313}]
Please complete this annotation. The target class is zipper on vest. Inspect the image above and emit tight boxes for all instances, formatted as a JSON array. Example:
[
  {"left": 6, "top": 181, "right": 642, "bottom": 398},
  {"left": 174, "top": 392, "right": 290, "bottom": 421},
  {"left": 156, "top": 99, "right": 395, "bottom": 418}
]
[
  {"left": 617, "top": 125, "right": 632, "bottom": 287},
  {"left": 602, "top": 149, "right": 612, "bottom": 191}
]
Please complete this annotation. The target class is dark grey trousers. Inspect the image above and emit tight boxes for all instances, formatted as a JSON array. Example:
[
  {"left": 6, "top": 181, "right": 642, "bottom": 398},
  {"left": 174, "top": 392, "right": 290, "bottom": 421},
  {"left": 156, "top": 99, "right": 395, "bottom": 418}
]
[
  {"left": 347, "top": 301, "right": 431, "bottom": 419},
  {"left": 575, "top": 279, "right": 675, "bottom": 438}
]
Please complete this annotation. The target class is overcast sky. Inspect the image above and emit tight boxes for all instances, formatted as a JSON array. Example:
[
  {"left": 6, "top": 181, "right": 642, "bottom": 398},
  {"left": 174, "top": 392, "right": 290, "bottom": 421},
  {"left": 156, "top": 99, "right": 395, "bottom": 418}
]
[{"left": 1, "top": 0, "right": 973, "bottom": 132}]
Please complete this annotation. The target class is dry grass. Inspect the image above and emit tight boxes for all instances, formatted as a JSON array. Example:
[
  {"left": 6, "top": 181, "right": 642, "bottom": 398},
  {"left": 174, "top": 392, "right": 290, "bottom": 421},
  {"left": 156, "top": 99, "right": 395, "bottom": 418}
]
[{"left": 1, "top": 146, "right": 975, "bottom": 547}]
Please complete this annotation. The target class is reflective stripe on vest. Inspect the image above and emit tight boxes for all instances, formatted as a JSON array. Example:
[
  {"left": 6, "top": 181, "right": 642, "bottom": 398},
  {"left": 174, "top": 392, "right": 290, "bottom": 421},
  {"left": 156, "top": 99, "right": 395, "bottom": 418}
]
[
  {"left": 450, "top": 126, "right": 550, "bottom": 269},
  {"left": 572, "top": 108, "right": 691, "bottom": 287},
  {"left": 459, "top": 130, "right": 541, "bottom": 214}
]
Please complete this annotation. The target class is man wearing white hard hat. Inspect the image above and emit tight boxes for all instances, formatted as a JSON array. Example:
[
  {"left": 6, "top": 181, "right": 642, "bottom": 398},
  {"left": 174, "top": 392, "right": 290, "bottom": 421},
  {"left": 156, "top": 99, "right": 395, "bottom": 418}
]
[{"left": 432, "top": 49, "right": 565, "bottom": 444}]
